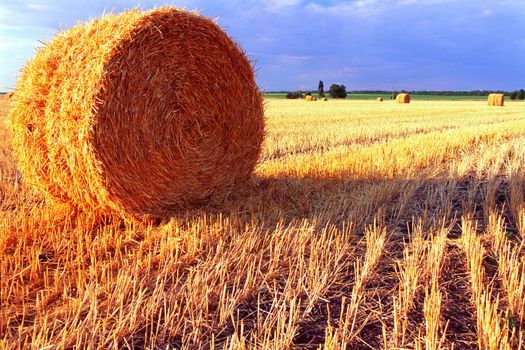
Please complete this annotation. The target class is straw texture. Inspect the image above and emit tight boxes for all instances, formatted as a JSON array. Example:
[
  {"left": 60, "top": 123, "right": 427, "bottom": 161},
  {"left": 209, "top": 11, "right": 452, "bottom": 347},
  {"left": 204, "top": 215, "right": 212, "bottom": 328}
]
[
  {"left": 396, "top": 93, "right": 410, "bottom": 104},
  {"left": 488, "top": 93, "right": 504, "bottom": 106},
  {"left": 9, "top": 8, "right": 265, "bottom": 218}
]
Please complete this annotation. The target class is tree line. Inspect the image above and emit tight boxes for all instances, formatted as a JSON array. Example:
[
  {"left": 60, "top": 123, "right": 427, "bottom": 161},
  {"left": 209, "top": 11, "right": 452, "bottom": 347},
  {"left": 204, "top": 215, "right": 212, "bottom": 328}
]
[
  {"left": 510, "top": 89, "right": 525, "bottom": 100},
  {"left": 283, "top": 85, "right": 525, "bottom": 99},
  {"left": 286, "top": 81, "right": 347, "bottom": 99}
]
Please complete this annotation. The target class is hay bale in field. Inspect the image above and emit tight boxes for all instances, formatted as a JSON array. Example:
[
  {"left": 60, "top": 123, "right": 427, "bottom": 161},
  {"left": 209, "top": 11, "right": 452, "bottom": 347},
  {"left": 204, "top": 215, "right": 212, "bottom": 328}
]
[
  {"left": 488, "top": 93, "right": 504, "bottom": 106},
  {"left": 9, "top": 8, "right": 265, "bottom": 219},
  {"left": 377, "top": 97, "right": 383, "bottom": 102},
  {"left": 305, "top": 95, "right": 314, "bottom": 101},
  {"left": 322, "top": 97, "right": 328, "bottom": 101},
  {"left": 396, "top": 93, "right": 410, "bottom": 104}
]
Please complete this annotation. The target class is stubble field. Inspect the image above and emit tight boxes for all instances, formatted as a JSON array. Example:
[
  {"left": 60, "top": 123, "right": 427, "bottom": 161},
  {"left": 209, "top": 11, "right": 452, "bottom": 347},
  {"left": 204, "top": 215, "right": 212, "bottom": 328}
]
[{"left": 1, "top": 98, "right": 525, "bottom": 349}]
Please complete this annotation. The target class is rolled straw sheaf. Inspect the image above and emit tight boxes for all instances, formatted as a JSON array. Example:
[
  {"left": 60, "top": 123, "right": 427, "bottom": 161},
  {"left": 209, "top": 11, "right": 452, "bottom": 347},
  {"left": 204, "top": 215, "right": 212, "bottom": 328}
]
[
  {"left": 9, "top": 8, "right": 265, "bottom": 218},
  {"left": 487, "top": 93, "right": 504, "bottom": 106},
  {"left": 396, "top": 93, "right": 410, "bottom": 104}
]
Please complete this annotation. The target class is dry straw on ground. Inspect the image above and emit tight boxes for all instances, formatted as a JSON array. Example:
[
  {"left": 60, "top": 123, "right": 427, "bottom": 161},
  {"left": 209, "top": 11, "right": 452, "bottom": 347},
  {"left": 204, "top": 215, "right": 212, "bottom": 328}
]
[
  {"left": 9, "top": 7, "right": 265, "bottom": 219},
  {"left": 396, "top": 93, "right": 411, "bottom": 104},
  {"left": 488, "top": 93, "right": 504, "bottom": 106}
]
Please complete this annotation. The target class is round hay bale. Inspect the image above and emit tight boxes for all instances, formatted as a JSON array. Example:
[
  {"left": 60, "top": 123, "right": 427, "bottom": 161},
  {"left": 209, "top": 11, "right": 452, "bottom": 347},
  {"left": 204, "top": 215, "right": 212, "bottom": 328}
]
[
  {"left": 396, "top": 93, "right": 410, "bottom": 104},
  {"left": 376, "top": 97, "right": 383, "bottom": 102},
  {"left": 488, "top": 93, "right": 504, "bottom": 106},
  {"left": 322, "top": 97, "right": 328, "bottom": 101},
  {"left": 9, "top": 8, "right": 265, "bottom": 218},
  {"left": 305, "top": 95, "right": 314, "bottom": 101}
]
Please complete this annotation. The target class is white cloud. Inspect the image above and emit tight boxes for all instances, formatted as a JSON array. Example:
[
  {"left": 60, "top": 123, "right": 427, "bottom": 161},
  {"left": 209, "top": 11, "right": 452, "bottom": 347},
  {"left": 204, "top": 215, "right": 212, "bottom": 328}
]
[
  {"left": 296, "top": 66, "right": 361, "bottom": 81},
  {"left": 278, "top": 55, "right": 315, "bottom": 64},
  {"left": 255, "top": 33, "right": 273, "bottom": 42},
  {"left": 26, "top": 2, "right": 51, "bottom": 11},
  {"left": 263, "top": 0, "right": 301, "bottom": 11}
]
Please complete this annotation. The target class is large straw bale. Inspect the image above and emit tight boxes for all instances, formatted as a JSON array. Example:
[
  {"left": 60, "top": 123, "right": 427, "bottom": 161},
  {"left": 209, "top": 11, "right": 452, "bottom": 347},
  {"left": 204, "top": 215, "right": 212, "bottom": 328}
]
[
  {"left": 9, "top": 8, "right": 265, "bottom": 218},
  {"left": 377, "top": 97, "right": 383, "bottom": 102},
  {"left": 396, "top": 93, "right": 410, "bottom": 104},
  {"left": 487, "top": 93, "right": 504, "bottom": 106},
  {"left": 305, "top": 95, "right": 314, "bottom": 101}
]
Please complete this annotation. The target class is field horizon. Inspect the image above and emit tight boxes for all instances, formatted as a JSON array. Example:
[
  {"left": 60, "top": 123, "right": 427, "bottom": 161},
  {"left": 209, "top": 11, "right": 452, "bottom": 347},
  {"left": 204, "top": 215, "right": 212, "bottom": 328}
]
[{"left": 263, "top": 93, "right": 519, "bottom": 101}]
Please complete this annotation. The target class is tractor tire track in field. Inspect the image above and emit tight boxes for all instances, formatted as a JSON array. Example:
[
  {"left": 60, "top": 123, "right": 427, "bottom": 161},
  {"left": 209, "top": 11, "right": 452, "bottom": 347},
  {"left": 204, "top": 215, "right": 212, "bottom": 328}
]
[{"left": 440, "top": 243, "right": 478, "bottom": 349}]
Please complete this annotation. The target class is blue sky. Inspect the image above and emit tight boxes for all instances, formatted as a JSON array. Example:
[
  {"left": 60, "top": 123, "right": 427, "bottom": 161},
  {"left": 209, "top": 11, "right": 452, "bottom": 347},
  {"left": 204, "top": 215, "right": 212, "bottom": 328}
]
[{"left": 1, "top": 0, "right": 524, "bottom": 92}]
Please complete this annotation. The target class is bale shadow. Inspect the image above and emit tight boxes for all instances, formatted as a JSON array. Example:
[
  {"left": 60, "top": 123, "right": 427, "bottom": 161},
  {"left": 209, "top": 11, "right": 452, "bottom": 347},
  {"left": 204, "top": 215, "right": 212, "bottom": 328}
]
[
  {"left": 130, "top": 169, "right": 525, "bottom": 348},
  {"left": 167, "top": 172, "right": 524, "bottom": 348},
  {"left": 170, "top": 171, "right": 524, "bottom": 237}
]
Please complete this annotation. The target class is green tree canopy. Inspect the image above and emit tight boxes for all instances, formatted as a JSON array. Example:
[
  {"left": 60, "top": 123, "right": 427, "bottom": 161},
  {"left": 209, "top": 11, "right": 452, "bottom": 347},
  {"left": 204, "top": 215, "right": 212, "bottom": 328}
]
[{"left": 329, "top": 84, "right": 347, "bottom": 98}]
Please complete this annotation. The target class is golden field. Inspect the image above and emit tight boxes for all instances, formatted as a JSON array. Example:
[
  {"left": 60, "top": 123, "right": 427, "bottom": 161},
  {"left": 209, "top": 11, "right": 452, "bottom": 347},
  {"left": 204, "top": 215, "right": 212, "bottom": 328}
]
[{"left": 1, "top": 98, "right": 525, "bottom": 349}]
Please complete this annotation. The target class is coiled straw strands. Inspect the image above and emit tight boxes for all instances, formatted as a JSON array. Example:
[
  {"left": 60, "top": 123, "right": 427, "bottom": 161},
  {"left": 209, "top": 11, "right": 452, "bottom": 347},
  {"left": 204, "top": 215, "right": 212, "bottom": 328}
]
[{"left": 9, "top": 8, "right": 265, "bottom": 218}]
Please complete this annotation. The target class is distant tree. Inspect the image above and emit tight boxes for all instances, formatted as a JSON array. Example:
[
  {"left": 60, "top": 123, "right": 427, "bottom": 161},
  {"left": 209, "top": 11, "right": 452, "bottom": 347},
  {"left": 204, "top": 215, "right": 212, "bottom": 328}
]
[
  {"left": 317, "top": 81, "right": 324, "bottom": 98},
  {"left": 510, "top": 91, "right": 518, "bottom": 100},
  {"left": 518, "top": 89, "right": 525, "bottom": 100},
  {"left": 285, "top": 92, "right": 300, "bottom": 99},
  {"left": 305, "top": 91, "right": 312, "bottom": 96},
  {"left": 329, "top": 84, "right": 347, "bottom": 98}
]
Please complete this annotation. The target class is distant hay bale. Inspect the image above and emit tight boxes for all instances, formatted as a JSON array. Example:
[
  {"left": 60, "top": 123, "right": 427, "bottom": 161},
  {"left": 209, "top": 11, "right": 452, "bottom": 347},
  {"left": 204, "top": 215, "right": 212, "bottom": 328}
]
[
  {"left": 9, "top": 8, "right": 264, "bottom": 218},
  {"left": 377, "top": 97, "right": 383, "bottom": 102},
  {"left": 312, "top": 97, "right": 317, "bottom": 101},
  {"left": 322, "top": 97, "right": 328, "bottom": 101},
  {"left": 396, "top": 93, "right": 410, "bottom": 104},
  {"left": 305, "top": 95, "right": 314, "bottom": 101},
  {"left": 488, "top": 93, "right": 504, "bottom": 106}
]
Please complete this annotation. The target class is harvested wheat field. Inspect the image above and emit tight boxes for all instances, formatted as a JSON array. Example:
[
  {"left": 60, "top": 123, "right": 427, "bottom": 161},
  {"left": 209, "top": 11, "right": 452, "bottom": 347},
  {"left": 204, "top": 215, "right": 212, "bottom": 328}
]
[{"left": 1, "top": 98, "right": 525, "bottom": 349}]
